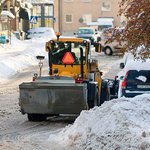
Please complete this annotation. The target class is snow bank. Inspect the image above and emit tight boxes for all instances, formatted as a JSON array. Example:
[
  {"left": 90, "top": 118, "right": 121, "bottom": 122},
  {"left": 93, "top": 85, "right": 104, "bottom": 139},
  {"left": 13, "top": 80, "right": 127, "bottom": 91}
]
[
  {"left": 0, "top": 34, "right": 48, "bottom": 82},
  {"left": 48, "top": 94, "right": 150, "bottom": 150}
]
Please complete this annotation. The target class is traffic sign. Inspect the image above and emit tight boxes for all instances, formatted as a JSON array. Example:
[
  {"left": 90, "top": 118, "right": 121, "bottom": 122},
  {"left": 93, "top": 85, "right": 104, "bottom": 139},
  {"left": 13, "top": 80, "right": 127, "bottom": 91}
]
[
  {"left": 62, "top": 52, "right": 75, "bottom": 64},
  {"left": 30, "top": 16, "right": 38, "bottom": 24}
]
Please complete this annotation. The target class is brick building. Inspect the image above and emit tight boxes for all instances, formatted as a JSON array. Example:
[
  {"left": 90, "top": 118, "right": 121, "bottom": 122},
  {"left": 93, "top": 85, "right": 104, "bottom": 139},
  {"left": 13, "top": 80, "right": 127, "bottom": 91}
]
[{"left": 54, "top": 0, "right": 122, "bottom": 35}]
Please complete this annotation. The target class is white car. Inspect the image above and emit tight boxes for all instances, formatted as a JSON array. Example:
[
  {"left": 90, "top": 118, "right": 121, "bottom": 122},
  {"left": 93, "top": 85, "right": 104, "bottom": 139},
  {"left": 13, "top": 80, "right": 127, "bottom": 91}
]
[
  {"left": 100, "top": 28, "right": 125, "bottom": 55},
  {"left": 75, "top": 27, "right": 101, "bottom": 44},
  {"left": 116, "top": 53, "right": 150, "bottom": 98},
  {"left": 26, "top": 27, "right": 56, "bottom": 39}
]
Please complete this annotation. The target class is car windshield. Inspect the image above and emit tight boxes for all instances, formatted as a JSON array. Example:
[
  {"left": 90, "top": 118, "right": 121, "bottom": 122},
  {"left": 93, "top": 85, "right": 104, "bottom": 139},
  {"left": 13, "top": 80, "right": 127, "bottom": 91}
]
[
  {"left": 51, "top": 42, "right": 86, "bottom": 65},
  {"left": 78, "top": 29, "right": 94, "bottom": 34},
  {"left": 127, "top": 70, "right": 150, "bottom": 84}
]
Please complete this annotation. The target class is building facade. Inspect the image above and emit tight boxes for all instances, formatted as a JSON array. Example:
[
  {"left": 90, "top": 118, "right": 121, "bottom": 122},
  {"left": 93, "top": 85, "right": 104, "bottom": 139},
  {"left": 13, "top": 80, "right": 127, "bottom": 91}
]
[
  {"left": 24, "top": 0, "right": 54, "bottom": 29},
  {"left": 0, "top": 0, "right": 55, "bottom": 37},
  {"left": 1, "top": 0, "right": 123, "bottom": 39},
  {"left": 0, "top": 0, "right": 32, "bottom": 35},
  {"left": 54, "top": 0, "right": 122, "bottom": 35}
]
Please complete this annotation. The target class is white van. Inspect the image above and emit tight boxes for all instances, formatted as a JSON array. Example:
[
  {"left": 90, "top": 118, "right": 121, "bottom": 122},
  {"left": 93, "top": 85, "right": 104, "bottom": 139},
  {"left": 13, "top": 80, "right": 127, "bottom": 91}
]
[
  {"left": 97, "top": 18, "right": 114, "bottom": 31},
  {"left": 87, "top": 17, "right": 114, "bottom": 32},
  {"left": 100, "top": 28, "right": 125, "bottom": 55}
]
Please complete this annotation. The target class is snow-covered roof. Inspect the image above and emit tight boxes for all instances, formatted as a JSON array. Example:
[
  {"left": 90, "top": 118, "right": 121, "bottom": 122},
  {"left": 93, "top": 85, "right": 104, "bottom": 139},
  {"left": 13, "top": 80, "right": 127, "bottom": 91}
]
[
  {"left": 97, "top": 17, "right": 114, "bottom": 26},
  {"left": 20, "top": 1, "right": 33, "bottom": 9},
  {"left": 117, "top": 52, "right": 150, "bottom": 78},
  {"left": 87, "top": 18, "right": 114, "bottom": 27},
  {"left": 124, "top": 59, "right": 150, "bottom": 71},
  {"left": 0, "top": 10, "right": 15, "bottom": 19}
]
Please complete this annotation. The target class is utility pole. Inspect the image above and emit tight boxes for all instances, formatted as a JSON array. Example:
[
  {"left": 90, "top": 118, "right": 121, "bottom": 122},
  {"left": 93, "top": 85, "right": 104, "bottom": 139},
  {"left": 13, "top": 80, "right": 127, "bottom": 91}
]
[{"left": 58, "top": 0, "right": 62, "bottom": 34}]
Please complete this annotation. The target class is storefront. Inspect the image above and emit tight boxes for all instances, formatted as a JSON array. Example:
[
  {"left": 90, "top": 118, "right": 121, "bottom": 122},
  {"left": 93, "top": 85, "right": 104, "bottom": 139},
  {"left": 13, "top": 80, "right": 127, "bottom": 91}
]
[{"left": 29, "top": 2, "right": 54, "bottom": 28}]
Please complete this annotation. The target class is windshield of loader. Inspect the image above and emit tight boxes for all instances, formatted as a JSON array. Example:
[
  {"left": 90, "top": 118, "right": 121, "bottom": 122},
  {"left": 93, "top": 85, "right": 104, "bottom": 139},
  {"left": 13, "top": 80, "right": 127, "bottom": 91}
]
[{"left": 52, "top": 42, "right": 86, "bottom": 65}]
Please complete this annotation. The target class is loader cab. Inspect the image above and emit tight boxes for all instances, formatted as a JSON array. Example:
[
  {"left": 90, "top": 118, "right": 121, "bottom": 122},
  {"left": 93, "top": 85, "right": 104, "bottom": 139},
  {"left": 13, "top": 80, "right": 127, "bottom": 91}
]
[
  {"left": 46, "top": 37, "right": 101, "bottom": 79},
  {"left": 51, "top": 41, "right": 86, "bottom": 65}
]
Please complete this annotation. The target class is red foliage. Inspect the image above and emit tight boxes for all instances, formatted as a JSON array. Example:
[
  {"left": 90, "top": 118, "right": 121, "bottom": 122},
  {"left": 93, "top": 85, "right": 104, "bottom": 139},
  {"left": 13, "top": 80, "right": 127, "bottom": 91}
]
[{"left": 116, "top": 0, "right": 150, "bottom": 58}]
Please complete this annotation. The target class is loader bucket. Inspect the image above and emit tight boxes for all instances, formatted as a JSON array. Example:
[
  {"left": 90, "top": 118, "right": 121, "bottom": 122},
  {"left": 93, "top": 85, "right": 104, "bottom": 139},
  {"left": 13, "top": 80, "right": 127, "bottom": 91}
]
[{"left": 19, "top": 81, "right": 87, "bottom": 115}]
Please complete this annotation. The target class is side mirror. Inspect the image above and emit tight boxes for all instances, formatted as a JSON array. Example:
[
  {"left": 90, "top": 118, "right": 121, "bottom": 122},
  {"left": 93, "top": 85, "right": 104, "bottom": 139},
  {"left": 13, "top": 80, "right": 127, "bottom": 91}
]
[
  {"left": 120, "top": 62, "right": 125, "bottom": 69},
  {"left": 74, "top": 32, "right": 77, "bottom": 35}
]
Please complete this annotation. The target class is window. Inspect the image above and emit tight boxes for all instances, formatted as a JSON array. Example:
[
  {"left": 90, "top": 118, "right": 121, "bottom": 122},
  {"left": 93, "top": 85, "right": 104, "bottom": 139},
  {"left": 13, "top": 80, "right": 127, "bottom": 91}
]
[
  {"left": 52, "top": 42, "right": 86, "bottom": 65},
  {"left": 127, "top": 70, "right": 150, "bottom": 84},
  {"left": 102, "top": 1, "right": 111, "bottom": 11},
  {"left": 65, "top": 14, "right": 73, "bottom": 23},
  {"left": 32, "top": 5, "right": 41, "bottom": 16},
  {"left": 45, "top": 5, "right": 53, "bottom": 16}
]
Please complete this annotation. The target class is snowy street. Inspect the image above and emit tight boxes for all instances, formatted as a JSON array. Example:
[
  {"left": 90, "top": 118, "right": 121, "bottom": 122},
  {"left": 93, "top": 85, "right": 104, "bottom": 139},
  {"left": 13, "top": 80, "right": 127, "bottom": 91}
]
[
  {"left": 0, "top": 58, "right": 77, "bottom": 150},
  {"left": 0, "top": 35, "right": 122, "bottom": 149},
  {"left": 0, "top": 35, "right": 150, "bottom": 150},
  {"left": 1, "top": 0, "right": 150, "bottom": 149}
]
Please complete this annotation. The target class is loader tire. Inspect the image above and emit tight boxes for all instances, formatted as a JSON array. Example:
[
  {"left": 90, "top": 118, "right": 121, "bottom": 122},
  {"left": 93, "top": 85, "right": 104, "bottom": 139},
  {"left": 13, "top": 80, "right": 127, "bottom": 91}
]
[
  {"left": 88, "top": 88, "right": 99, "bottom": 109},
  {"left": 100, "top": 80, "right": 110, "bottom": 105},
  {"left": 27, "top": 114, "right": 47, "bottom": 122}
]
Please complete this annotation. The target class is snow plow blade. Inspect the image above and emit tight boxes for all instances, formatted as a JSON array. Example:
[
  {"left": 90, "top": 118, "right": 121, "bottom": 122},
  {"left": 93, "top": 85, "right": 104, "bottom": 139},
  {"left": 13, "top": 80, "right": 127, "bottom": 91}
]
[{"left": 19, "top": 82, "right": 87, "bottom": 115}]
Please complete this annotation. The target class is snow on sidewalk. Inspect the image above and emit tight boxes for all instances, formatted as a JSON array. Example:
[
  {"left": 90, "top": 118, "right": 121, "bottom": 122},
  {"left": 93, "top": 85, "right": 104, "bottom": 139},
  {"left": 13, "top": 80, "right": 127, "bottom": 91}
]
[
  {"left": 0, "top": 35, "right": 48, "bottom": 82},
  {"left": 48, "top": 94, "right": 150, "bottom": 150}
]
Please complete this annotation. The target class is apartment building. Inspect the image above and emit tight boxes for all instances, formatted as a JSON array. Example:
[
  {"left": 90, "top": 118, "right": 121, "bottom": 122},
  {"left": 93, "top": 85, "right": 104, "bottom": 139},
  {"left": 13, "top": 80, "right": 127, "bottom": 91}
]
[
  {"left": 54, "top": 0, "right": 122, "bottom": 35},
  {"left": 0, "top": 0, "right": 55, "bottom": 40}
]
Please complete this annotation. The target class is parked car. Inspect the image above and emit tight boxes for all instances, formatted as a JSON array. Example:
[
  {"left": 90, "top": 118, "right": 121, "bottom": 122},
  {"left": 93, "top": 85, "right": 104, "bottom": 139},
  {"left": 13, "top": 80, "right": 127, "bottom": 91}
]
[
  {"left": 100, "top": 28, "right": 125, "bottom": 55},
  {"left": 121, "top": 70, "right": 150, "bottom": 97},
  {"left": 74, "top": 27, "right": 101, "bottom": 44},
  {"left": 116, "top": 57, "right": 150, "bottom": 98},
  {"left": 26, "top": 27, "right": 56, "bottom": 39}
]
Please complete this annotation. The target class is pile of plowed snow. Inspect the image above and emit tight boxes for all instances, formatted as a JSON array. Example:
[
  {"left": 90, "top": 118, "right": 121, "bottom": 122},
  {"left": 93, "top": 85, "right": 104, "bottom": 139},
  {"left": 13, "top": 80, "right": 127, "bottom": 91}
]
[
  {"left": 48, "top": 94, "right": 150, "bottom": 150},
  {"left": 0, "top": 34, "right": 48, "bottom": 82}
]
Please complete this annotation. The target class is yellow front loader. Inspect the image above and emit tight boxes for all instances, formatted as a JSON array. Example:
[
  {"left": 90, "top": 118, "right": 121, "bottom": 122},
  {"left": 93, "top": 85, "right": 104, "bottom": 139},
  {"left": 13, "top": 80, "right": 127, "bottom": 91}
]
[{"left": 19, "top": 35, "right": 110, "bottom": 121}]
